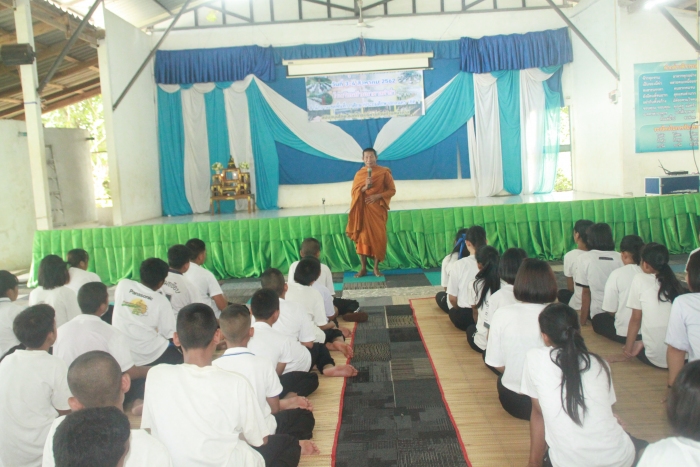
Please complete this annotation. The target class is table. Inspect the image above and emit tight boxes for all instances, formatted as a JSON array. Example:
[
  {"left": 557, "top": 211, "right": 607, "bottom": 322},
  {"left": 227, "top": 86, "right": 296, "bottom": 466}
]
[{"left": 210, "top": 194, "right": 256, "bottom": 214}]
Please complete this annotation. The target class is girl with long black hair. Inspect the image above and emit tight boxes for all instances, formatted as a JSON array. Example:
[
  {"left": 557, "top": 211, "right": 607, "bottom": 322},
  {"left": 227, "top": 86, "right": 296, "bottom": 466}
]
[
  {"left": 465, "top": 246, "right": 501, "bottom": 353},
  {"left": 522, "top": 303, "right": 643, "bottom": 467},
  {"left": 446, "top": 226, "right": 487, "bottom": 331},
  {"left": 435, "top": 228, "right": 469, "bottom": 313}
]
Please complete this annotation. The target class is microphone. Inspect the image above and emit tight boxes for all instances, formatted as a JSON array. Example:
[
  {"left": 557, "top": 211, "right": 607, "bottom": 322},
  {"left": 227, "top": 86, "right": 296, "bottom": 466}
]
[{"left": 367, "top": 167, "right": 372, "bottom": 188}]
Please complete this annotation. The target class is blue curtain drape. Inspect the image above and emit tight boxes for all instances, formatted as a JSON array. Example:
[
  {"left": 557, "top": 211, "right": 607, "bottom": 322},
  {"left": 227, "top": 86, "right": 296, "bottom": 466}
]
[
  {"left": 204, "top": 87, "right": 235, "bottom": 213},
  {"left": 157, "top": 87, "right": 191, "bottom": 216},
  {"left": 492, "top": 70, "right": 521, "bottom": 195},
  {"left": 537, "top": 66, "right": 564, "bottom": 194}
]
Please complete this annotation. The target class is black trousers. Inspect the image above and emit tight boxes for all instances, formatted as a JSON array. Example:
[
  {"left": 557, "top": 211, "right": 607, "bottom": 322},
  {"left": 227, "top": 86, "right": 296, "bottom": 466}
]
[
  {"left": 449, "top": 306, "right": 474, "bottom": 331},
  {"left": 279, "top": 372, "right": 319, "bottom": 398},
  {"left": 435, "top": 291, "right": 450, "bottom": 313},
  {"left": 309, "top": 342, "right": 335, "bottom": 372},
  {"left": 542, "top": 432, "right": 648, "bottom": 467},
  {"left": 145, "top": 344, "right": 184, "bottom": 366},
  {"left": 333, "top": 297, "right": 359, "bottom": 315},
  {"left": 252, "top": 434, "right": 301, "bottom": 467},
  {"left": 465, "top": 324, "right": 484, "bottom": 354},
  {"left": 636, "top": 347, "right": 666, "bottom": 369},
  {"left": 557, "top": 289, "right": 573, "bottom": 305},
  {"left": 497, "top": 375, "right": 531, "bottom": 421},
  {"left": 323, "top": 328, "right": 344, "bottom": 344},
  {"left": 591, "top": 313, "right": 626, "bottom": 343},
  {"left": 124, "top": 377, "right": 146, "bottom": 404},
  {"left": 274, "top": 409, "right": 315, "bottom": 440}
]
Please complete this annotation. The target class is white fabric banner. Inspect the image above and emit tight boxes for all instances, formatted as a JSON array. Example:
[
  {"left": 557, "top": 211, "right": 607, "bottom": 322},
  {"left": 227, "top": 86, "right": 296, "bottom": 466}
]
[
  {"left": 471, "top": 73, "right": 503, "bottom": 198},
  {"left": 181, "top": 88, "right": 212, "bottom": 213}
]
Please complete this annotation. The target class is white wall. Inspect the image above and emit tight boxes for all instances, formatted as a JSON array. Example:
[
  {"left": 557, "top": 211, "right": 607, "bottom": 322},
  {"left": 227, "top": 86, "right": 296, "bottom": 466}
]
[
  {"left": 99, "top": 8, "right": 161, "bottom": 225},
  {"left": 0, "top": 121, "right": 36, "bottom": 271}
]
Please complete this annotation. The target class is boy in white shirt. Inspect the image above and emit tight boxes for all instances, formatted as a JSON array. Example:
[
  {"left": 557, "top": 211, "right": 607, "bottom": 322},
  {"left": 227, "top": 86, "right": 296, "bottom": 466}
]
[
  {"left": 557, "top": 219, "right": 592, "bottom": 309},
  {"left": 0, "top": 305, "right": 71, "bottom": 467},
  {"left": 112, "top": 258, "right": 182, "bottom": 367},
  {"left": 446, "top": 226, "right": 485, "bottom": 331},
  {"left": 160, "top": 245, "right": 199, "bottom": 317},
  {"left": 142, "top": 303, "right": 300, "bottom": 467},
  {"left": 0, "top": 270, "right": 22, "bottom": 357},
  {"left": 184, "top": 238, "right": 227, "bottom": 316},
  {"left": 216, "top": 305, "right": 318, "bottom": 449},
  {"left": 66, "top": 249, "right": 102, "bottom": 295},
  {"left": 42, "top": 350, "right": 172, "bottom": 467}
]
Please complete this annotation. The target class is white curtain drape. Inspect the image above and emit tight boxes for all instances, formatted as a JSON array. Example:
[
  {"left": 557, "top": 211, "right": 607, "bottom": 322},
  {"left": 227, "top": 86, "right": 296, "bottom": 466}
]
[
  {"left": 470, "top": 73, "right": 503, "bottom": 198},
  {"left": 181, "top": 87, "right": 212, "bottom": 213}
]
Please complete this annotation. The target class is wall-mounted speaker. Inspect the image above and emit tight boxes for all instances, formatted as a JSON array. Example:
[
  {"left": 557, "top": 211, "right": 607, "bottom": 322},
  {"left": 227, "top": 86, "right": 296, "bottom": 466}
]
[{"left": 0, "top": 44, "right": 36, "bottom": 66}]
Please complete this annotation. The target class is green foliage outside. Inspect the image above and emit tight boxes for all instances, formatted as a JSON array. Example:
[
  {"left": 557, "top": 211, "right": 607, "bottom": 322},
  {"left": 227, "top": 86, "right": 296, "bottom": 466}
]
[{"left": 554, "top": 168, "right": 573, "bottom": 192}]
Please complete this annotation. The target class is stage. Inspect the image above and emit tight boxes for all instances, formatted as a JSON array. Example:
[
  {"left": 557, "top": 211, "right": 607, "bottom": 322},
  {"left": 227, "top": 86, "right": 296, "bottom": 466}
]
[{"left": 30, "top": 191, "right": 700, "bottom": 287}]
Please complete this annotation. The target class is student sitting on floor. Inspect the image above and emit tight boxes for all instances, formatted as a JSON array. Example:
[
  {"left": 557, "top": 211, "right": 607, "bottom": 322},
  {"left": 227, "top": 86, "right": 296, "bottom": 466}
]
[
  {"left": 558, "top": 219, "right": 593, "bottom": 308},
  {"left": 160, "top": 244, "right": 199, "bottom": 317},
  {"left": 598, "top": 235, "right": 645, "bottom": 343},
  {"left": 53, "top": 407, "right": 132, "bottom": 467},
  {"left": 574, "top": 223, "right": 623, "bottom": 327},
  {"left": 522, "top": 303, "right": 645, "bottom": 467},
  {"left": 0, "top": 270, "right": 22, "bottom": 358},
  {"left": 29, "top": 255, "right": 81, "bottom": 327},
  {"left": 65, "top": 248, "right": 102, "bottom": 295},
  {"left": 142, "top": 303, "right": 302, "bottom": 467},
  {"left": 446, "top": 226, "right": 487, "bottom": 331},
  {"left": 215, "top": 305, "right": 319, "bottom": 451},
  {"left": 184, "top": 238, "right": 227, "bottom": 316},
  {"left": 42, "top": 351, "right": 172, "bottom": 467},
  {"left": 0, "top": 305, "right": 71, "bottom": 467},
  {"left": 287, "top": 258, "right": 353, "bottom": 359},
  {"left": 666, "top": 251, "right": 700, "bottom": 386},
  {"left": 637, "top": 360, "right": 700, "bottom": 466},
  {"left": 435, "top": 228, "right": 469, "bottom": 313},
  {"left": 485, "top": 259, "right": 558, "bottom": 421},
  {"left": 610, "top": 243, "right": 685, "bottom": 369},
  {"left": 53, "top": 282, "right": 151, "bottom": 413},
  {"left": 112, "top": 258, "right": 182, "bottom": 368},
  {"left": 465, "top": 246, "right": 501, "bottom": 354}
]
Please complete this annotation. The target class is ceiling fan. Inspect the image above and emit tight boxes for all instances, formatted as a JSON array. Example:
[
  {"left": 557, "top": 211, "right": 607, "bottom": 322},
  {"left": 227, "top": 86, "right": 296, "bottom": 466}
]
[{"left": 353, "top": 0, "right": 374, "bottom": 28}]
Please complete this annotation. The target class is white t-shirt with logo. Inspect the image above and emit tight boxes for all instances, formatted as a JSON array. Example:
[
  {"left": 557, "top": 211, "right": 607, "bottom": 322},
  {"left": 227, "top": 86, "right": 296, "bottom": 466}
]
[
  {"left": 602, "top": 264, "right": 643, "bottom": 337},
  {"left": 160, "top": 271, "right": 198, "bottom": 317},
  {"left": 184, "top": 262, "right": 224, "bottom": 316},
  {"left": 574, "top": 250, "right": 623, "bottom": 318},
  {"left": 28, "top": 285, "right": 81, "bottom": 327},
  {"left": 249, "top": 321, "right": 312, "bottom": 374},
  {"left": 112, "top": 279, "right": 176, "bottom": 366},
  {"left": 441, "top": 253, "right": 459, "bottom": 288},
  {"left": 637, "top": 437, "right": 700, "bottom": 467},
  {"left": 286, "top": 283, "right": 327, "bottom": 343},
  {"left": 446, "top": 256, "right": 479, "bottom": 308},
  {"left": 66, "top": 267, "right": 102, "bottom": 295},
  {"left": 288, "top": 260, "right": 335, "bottom": 296},
  {"left": 0, "top": 298, "right": 22, "bottom": 357},
  {"left": 563, "top": 249, "right": 586, "bottom": 310},
  {"left": 467, "top": 280, "right": 506, "bottom": 351},
  {"left": 272, "top": 298, "right": 318, "bottom": 344},
  {"left": 665, "top": 293, "right": 700, "bottom": 361},
  {"left": 521, "top": 346, "right": 635, "bottom": 467},
  {"left": 0, "top": 350, "right": 71, "bottom": 467},
  {"left": 626, "top": 273, "right": 672, "bottom": 368}
]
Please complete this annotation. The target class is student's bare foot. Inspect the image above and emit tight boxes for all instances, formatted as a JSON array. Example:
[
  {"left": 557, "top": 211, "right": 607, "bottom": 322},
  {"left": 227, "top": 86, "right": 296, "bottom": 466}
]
[
  {"left": 131, "top": 400, "right": 144, "bottom": 416},
  {"left": 323, "top": 364, "right": 358, "bottom": 377},
  {"left": 280, "top": 396, "right": 314, "bottom": 411},
  {"left": 299, "top": 440, "right": 320, "bottom": 455},
  {"left": 328, "top": 341, "right": 354, "bottom": 359},
  {"left": 354, "top": 268, "right": 367, "bottom": 278},
  {"left": 340, "top": 327, "right": 352, "bottom": 338}
]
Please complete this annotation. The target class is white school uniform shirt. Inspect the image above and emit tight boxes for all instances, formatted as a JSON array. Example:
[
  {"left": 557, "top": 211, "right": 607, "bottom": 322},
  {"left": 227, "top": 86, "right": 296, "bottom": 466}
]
[
  {"left": 43, "top": 416, "right": 172, "bottom": 467},
  {"left": 574, "top": 250, "right": 623, "bottom": 318},
  {"left": 28, "top": 285, "right": 81, "bottom": 327},
  {"left": 272, "top": 298, "right": 318, "bottom": 344},
  {"left": 288, "top": 260, "right": 335, "bottom": 296},
  {"left": 637, "top": 437, "right": 700, "bottom": 467},
  {"left": 486, "top": 284, "right": 518, "bottom": 326},
  {"left": 467, "top": 280, "right": 506, "bottom": 351},
  {"left": 112, "top": 279, "right": 176, "bottom": 366},
  {"left": 312, "top": 282, "right": 335, "bottom": 318},
  {"left": 286, "top": 282, "right": 327, "bottom": 343},
  {"left": 485, "top": 302, "right": 546, "bottom": 393},
  {"left": 53, "top": 314, "right": 135, "bottom": 372},
  {"left": 446, "top": 256, "right": 479, "bottom": 308},
  {"left": 0, "top": 298, "right": 22, "bottom": 356},
  {"left": 563, "top": 249, "right": 586, "bottom": 310},
  {"left": 183, "top": 262, "right": 224, "bottom": 316},
  {"left": 141, "top": 364, "right": 268, "bottom": 467},
  {"left": 440, "top": 252, "right": 459, "bottom": 288},
  {"left": 0, "top": 350, "right": 71, "bottom": 467},
  {"left": 665, "top": 293, "right": 700, "bottom": 361},
  {"left": 248, "top": 321, "right": 311, "bottom": 374},
  {"left": 686, "top": 247, "right": 700, "bottom": 270},
  {"left": 520, "top": 347, "right": 635, "bottom": 467},
  {"left": 160, "top": 270, "right": 198, "bottom": 317},
  {"left": 602, "top": 264, "right": 643, "bottom": 337},
  {"left": 214, "top": 347, "right": 284, "bottom": 434},
  {"left": 626, "top": 273, "right": 672, "bottom": 368},
  {"left": 66, "top": 267, "right": 102, "bottom": 295}
]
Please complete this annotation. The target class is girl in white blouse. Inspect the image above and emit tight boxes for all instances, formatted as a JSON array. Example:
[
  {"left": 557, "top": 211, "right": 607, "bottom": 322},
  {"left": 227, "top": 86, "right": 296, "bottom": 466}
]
[
  {"left": 28, "top": 255, "right": 81, "bottom": 327},
  {"left": 435, "top": 228, "right": 469, "bottom": 313},
  {"left": 465, "top": 246, "right": 501, "bottom": 353}
]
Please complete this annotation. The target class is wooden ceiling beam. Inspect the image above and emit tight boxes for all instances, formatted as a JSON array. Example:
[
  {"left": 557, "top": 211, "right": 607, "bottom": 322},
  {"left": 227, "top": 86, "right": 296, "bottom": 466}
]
[
  {"left": 0, "top": 77, "right": 100, "bottom": 118},
  {"left": 0, "top": 22, "right": 56, "bottom": 45},
  {"left": 0, "top": 59, "right": 99, "bottom": 99}
]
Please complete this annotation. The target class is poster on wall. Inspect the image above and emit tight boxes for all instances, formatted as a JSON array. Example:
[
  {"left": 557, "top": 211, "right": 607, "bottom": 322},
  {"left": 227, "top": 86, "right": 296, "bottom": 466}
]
[
  {"left": 635, "top": 60, "right": 698, "bottom": 153},
  {"left": 305, "top": 70, "right": 425, "bottom": 122}
]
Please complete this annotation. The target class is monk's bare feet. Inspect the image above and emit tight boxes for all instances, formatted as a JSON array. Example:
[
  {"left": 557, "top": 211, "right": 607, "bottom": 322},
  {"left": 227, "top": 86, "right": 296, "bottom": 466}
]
[
  {"left": 327, "top": 340, "right": 354, "bottom": 359},
  {"left": 323, "top": 364, "right": 358, "bottom": 377},
  {"left": 131, "top": 400, "right": 144, "bottom": 416},
  {"left": 354, "top": 268, "right": 367, "bottom": 278},
  {"left": 300, "top": 440, "right": 320, "bottom": 455},
  {"left": 280, "top": 396, "right": 314, "bottom": 411},
  {"left": 373, "top": 267, "right": 383, "bottom": 277}
]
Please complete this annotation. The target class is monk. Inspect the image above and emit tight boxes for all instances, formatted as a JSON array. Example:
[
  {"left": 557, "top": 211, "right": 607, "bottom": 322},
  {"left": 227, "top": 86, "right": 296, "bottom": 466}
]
[{"left": 346, "top": 148, "right": 396, "bottom": 278}]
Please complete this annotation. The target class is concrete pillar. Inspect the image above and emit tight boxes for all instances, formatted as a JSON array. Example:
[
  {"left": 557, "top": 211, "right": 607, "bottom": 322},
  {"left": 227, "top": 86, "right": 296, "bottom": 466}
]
[{"left": 13, "top": 0, "right": 52, "bottom": 230}]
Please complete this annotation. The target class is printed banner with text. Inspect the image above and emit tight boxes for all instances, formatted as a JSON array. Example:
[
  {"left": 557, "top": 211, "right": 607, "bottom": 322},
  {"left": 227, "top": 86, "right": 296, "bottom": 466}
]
[{"left": 305, "top": 70, "right": 425, "bottom": 122}]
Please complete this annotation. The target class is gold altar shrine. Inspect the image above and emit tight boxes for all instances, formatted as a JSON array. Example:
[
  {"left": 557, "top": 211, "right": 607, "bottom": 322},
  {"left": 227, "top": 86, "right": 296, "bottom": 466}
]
[{"left": 210, "top": 159, "right": 256, "bottom": 213}]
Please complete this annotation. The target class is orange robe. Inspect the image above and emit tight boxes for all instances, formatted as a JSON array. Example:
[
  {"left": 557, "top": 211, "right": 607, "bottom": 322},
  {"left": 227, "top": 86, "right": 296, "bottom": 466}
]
[{"left": 346, "top": 166, "right": 396, "bottom": 262}]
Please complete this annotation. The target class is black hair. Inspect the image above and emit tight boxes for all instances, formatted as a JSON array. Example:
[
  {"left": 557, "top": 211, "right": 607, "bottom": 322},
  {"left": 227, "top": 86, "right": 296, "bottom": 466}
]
[
  {"left": 300, "top": 238, "right": 321, "bottom": 257},
  {"left": 67, "top": 351, "right": 122, "bottom": 408},
  {"left": 139, "top": 258, "right": 169, "bottom": 289},
  {"left": 185, "top": 238, "right": 206, "bottom": 260},
  {"left": 473, "top": 246, "right": 501, "bottom": 310},
  {"left": 498, "top": 248, "right": 528, "bottom": 286},
  {"left": 687, "top": 251, "right": 700, "bottom": 293},
  {"left": 251, "top": 288, "right": 280, "bottom": 320},
  {"left": 363, "top": 147, "right": 377, "bottom": 157},
  {"left": 466, "top": 225, "right": 487, "bottom": 252},
  {"left": 667, "top": 360, "right": 700, "bottom": 441},
  {"left": 451, "top": 228, "right": 470, "bottom": 259},
  {"left": 219, "top": 305, "right": 252, "bottom": 343},
  {"left": 585, "top": 223, "right": 615, "bottom": 251},
  {"left": 176, "top": 303, "right": 218, "bottom": 349},
  {"left": 53, "top": 407, "right": 130, "bottom": 467},
  {"left": 66, "top": 249, "right": 89, "bottom": 268},
  {"left": 168, "top": 244, "right": 191, "bottom": 270},
  {"left": 539, "top": 303, "right": 611, "bottom": 427},
  {"left": 260, "top": 268, "right": 285, "bottom": 296},
  {"left": 619, "top": 235, "right": 645, "bottom": 265},
  {"left": 513, "top": 258, "right": 558, "bottom": 304},
  {"left": 573, "top": 219, "right": 594, "bottom": 246},
  {"left": 294, "top": 257, "right": 321, "bottom": 286},
  {"left": 13, "top": 304, "right": 55, "bottom": 348},
  {"left": 77, "top": 282, "right": 108, "bottom": 315},
  {"left": 38, "top": 255, "right": 69, "bottom": 290},
  {"left": 641, "top": 243, "right": 685, "bottom": 303},
  {"left": 0, "top": 270, "right": 19, "bottom": 298}
]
